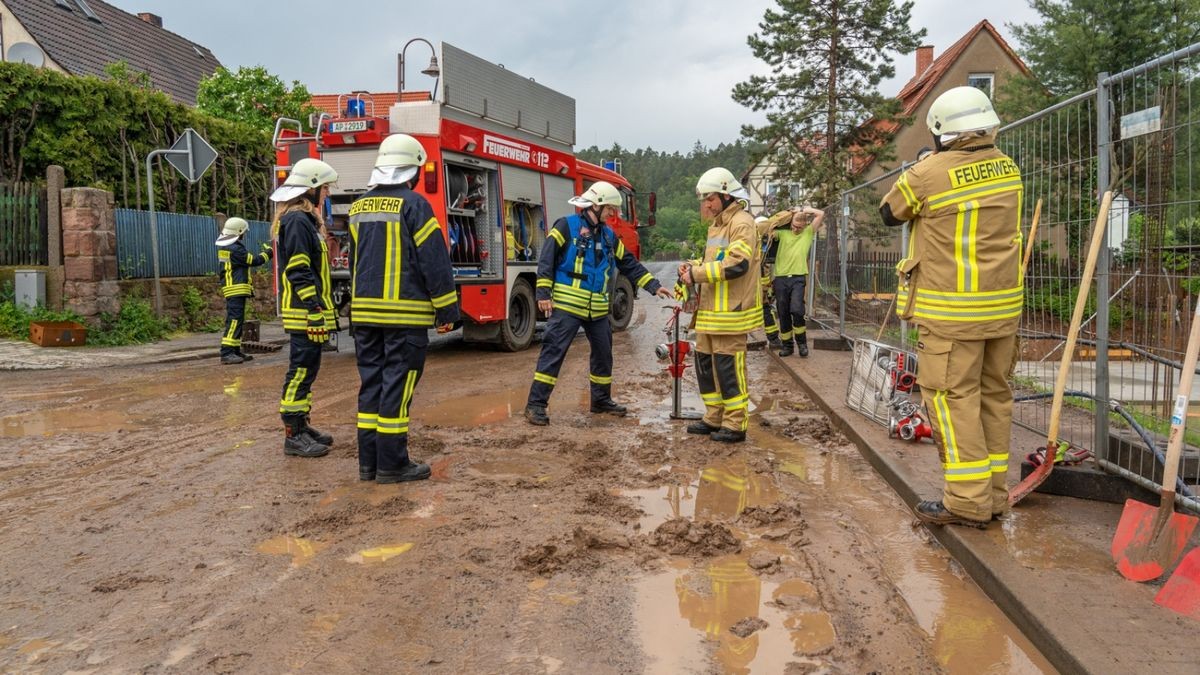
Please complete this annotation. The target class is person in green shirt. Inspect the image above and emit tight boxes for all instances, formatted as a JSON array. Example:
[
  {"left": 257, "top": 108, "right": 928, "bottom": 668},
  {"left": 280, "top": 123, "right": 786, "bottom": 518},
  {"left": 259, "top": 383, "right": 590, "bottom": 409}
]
[{"left": 769, "top": 205, "right": 826, "bottom": 357}]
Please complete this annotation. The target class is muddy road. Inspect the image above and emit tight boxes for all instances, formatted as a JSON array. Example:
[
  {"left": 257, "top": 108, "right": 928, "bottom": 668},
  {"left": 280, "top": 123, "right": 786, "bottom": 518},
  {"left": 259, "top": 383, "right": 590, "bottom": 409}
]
[{"left": 0, "top": 264, "right": 1054, "bottom": 673}]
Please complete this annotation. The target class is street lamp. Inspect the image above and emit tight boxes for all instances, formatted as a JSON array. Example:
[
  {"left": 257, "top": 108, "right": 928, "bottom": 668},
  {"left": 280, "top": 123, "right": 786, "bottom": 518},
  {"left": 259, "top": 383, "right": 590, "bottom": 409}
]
[{"left": 397, "top": 37, "right": 440, "bottom": 97}]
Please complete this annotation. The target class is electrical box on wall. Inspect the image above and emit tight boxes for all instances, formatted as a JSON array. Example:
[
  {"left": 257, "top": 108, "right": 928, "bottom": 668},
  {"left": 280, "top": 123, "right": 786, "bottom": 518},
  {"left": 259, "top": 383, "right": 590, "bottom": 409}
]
[{"left": 14, "top": 269, "right": 46, "bottom": 310}]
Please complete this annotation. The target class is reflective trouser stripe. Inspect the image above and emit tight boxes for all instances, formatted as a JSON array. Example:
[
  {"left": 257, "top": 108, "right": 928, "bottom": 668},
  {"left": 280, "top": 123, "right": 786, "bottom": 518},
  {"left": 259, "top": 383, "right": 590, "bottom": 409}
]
[
  {"left": 944, "top": 459, "right": 992, "bottom": 482},
  {"left": 990, "top": 453, "right": 1008, "bottom": 474},
  {"left": 281, "top": 367, "right": 308, "bottom": 412},
  {"left": 221, "top": 319, "right": 240, "bottom": 347},
  {"left": 534, "top": 372, "right": 557, "bottom": 386},
  {"left": 780, "top": 330, "right": 793, "bottom": 341},
  {"left": 589, "top": 373, "right": 612, "bottom": 385},
  {"left": 357, "top": 412, "right": 378, "bottom": 430}
]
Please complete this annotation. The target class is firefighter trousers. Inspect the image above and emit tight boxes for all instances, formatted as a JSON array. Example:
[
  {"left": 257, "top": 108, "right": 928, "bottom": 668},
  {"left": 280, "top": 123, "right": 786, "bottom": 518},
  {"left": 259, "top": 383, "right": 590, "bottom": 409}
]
[
  {"left": 279, "top": 332, "right": 323, "bottom": 418},
  {"left": 220, "top": 296, "right": 246, "bottom": 357},
  {"left": 773, "top": 275, "right": 807, "bottom": 344},
  {"left": 762, "top": 302, "right": 778, "bottom": 338},
  {"left": 355, "top": 326, "right": 429, "bottom": 474},
  {"left": 916, "top": 327, "right": 1016, "bottom": 522},
  {"left": 694, "top": 333, "right": 750, "bottom": 433},
  {"left": 527, "top": 310, "right": 614, "bottom": 409}
]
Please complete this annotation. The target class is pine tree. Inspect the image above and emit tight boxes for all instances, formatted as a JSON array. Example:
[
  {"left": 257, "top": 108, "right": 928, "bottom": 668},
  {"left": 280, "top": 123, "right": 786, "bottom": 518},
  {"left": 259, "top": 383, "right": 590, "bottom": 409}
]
[{"left": 733, "top": 0, "right": 926, "bottom": 204}]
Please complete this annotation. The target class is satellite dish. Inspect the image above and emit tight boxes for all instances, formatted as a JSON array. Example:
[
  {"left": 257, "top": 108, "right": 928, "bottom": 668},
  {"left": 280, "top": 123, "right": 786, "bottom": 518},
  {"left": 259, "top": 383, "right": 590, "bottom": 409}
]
[{"left": 8, "top": 42, "right": 45, "bottom": 67}]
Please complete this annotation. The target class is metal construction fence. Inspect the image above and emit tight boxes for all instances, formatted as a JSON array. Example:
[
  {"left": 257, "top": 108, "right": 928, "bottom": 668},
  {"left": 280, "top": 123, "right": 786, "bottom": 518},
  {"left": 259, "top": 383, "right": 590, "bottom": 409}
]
[
  {"left": 814, "top": 42, "right": 1200, "bottom": 514},
  {"left": 115, "top": 210, "right": 272, "bottom": 279}
]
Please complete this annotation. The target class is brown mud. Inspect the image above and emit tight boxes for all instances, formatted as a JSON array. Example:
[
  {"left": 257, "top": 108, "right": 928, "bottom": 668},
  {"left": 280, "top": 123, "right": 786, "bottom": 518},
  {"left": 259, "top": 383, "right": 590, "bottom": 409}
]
[{"left": 0, "top": 279, "right": 1055, "bottom": 673}]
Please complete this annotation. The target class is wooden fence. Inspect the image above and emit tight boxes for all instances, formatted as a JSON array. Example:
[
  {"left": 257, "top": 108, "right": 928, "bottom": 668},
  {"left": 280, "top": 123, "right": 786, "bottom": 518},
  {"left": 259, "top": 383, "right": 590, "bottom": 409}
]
[{"left": 0, "top": 182, "right": 47, "bottom": 266}]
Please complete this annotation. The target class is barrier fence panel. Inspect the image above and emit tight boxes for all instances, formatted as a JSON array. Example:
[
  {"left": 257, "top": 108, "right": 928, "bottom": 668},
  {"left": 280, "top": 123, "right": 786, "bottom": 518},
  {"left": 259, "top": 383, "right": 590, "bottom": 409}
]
[
  {"left": 832, "top": 41, "right": 1200, "bottom": 513},
  {"left": 1095, "top": 43, "right": 1200, "bottom": 513},
  {"left": 998, "top": 89, "right": 1101, "bottom": 463},
  {"left": 115, "top": 210, "right": 272, "bottom": 279}
]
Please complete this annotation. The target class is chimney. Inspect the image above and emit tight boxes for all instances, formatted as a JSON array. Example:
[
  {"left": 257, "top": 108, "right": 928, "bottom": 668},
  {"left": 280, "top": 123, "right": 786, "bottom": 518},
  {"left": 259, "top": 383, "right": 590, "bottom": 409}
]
[
  {"left": 138, "top": 12, "right": 163, "bottom": 28},
  {"left": 916, "top": 45, "right": 934, "bottom": 76}
]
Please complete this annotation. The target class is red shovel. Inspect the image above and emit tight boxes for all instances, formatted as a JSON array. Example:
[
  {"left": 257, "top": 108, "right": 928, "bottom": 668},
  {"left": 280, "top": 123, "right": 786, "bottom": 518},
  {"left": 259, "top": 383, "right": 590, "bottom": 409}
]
[
  {"left": 1156, "top": 547, "right": 1200, "bottom": 620},
  {"left": 1111, "top": 297, "right": 1200, "bottom": 582}
]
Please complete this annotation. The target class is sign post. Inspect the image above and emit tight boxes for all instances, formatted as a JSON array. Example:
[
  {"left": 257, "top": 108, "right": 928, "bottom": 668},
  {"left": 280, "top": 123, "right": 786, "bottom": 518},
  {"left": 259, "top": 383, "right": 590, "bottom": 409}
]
[{"left": 145, "top": 128, "right": 218, "bottom": 316}]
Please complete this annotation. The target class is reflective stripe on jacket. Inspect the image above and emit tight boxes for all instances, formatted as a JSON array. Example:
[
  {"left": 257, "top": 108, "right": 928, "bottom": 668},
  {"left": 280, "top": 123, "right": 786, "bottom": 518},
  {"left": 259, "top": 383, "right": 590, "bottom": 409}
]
[
  {"left": 691, "top": 203, "right": 761, "bottom": 335},
  {"left": 536, "top": 214, "right": 661, "bottom": 320},
  {"left": 217, "top": 240, "right": 269, "bottom": 298},
  {"left": 277, "top": 209, "right": 335, "bottom": 332},
  {"left": 348, "top": 186, "right": 459, "bottom": 328},
  {"left": 880, "top": 140, "right": 1024, "bottom": 339}
]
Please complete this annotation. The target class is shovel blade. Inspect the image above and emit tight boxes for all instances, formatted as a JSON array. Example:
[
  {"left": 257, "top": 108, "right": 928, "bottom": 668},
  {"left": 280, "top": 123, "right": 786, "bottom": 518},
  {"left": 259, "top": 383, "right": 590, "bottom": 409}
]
[
  {"left": 1155, "top": 548, "right": 1200, "bottom": 621},
  {"left": 1009, "top": 452, "right": 1054, "bottom": 506},
  {"left": 1111, "top": 498, "right": 1199, "bottom": 582}
]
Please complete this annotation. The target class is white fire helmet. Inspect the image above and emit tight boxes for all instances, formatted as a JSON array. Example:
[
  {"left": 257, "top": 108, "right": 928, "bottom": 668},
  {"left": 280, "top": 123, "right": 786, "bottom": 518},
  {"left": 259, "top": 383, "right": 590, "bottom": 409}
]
[
  {"left": 215, "top": 217, "right": 249, "bottom": 246},
  {"left": 926, "top": 86, "right": 1001, "bottom": 138},
  {"left": 696, "top": 167, "right": 750, "bottom": 203},
  {"left": 569, "top": 181, "right": 623, "bottom": 209},
  {"left": 270, "top": 158, "right": 339, "bottom": 203},
  {"left": 369, "top": 134, "right": 427, "bottom": 187}
]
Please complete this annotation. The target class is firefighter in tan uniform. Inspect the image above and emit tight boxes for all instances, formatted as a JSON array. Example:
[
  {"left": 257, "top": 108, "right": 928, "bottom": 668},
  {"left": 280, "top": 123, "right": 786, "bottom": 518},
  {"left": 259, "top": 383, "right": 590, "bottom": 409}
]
[
  {"left": 679, "top": 168, "right": 761, "bottom": 443},
  {"left": 879, "top": 86, "right": 1023, "bottom": 528},
  {"left": 756, "top": 211, "right": 791, "bottom": 351}
]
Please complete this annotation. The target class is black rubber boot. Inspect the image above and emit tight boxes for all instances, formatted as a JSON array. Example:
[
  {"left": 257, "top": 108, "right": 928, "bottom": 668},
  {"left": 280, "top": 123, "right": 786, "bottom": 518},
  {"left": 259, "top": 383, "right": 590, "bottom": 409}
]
[
  {"left": 524, "top": 405, "right": 550, "bottom": 426},
  {"left": 914, "top": 500, "right": 990, "bottom": 529},
  {"left": 767, "top": 336, "right": 783, "bottom": 351},
  {"left": 686, "top": 421, "right": 720, "bottom": 435},
  {"left": 797, "top": 341, "right": 809, "bottom": 358},
  {"left": 221, "top": 353, "right": 244, "bottom": 365},
  {"left": 590, "top": 400, "right": 628, "bottom": 416},
  {"left": 237, "top": 352, "right": 255, "bottom": 362},
  {"left": 711, "top": 428, "right": 747, "bottom": 443},
  {"left": 377, "top": 462, "right": 431, "bottom": 484},
  {"left": 283, "top": 416, "right": 329, "bottom": 458},
  {"left": 778, "top": 341, "right": 794, "bottom": 357},
  {"left": 304, "top": 416, "right": 333, "bottom": 446}
]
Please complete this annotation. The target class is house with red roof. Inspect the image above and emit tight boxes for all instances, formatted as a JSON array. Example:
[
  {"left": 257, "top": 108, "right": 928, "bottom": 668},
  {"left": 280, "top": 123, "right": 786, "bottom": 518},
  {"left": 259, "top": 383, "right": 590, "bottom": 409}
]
[{"left": 742, "top": 20, "right": 1033, "bottom": 214}]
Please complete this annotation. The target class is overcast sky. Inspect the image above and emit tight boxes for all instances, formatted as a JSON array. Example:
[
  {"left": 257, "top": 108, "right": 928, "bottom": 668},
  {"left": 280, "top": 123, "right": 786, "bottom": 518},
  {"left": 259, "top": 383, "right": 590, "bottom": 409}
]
[{"left": 111, "top": 1, "right": 1041, "bottom": 152}]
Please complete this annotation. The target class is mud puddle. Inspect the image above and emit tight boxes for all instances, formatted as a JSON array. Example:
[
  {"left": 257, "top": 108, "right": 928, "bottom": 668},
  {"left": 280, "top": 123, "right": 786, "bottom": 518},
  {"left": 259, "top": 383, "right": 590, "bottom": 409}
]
[
  {"left": 625, "top": 392, "right": 1053, "bottom": 674},
  {"left": 755, "top": 429, "right": 1055, "bottom": 674}
]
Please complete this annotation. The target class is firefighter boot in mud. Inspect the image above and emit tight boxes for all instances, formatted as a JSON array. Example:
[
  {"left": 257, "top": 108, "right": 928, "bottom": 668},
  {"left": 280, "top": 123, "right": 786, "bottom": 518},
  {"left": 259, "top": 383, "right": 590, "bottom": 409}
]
[
  {"left": 303, "top": 416, "right": 333, "bottom": 446},
  {"left": 797, "top": 339, "right": 810, "bottom": 358},
  {"left": 768, "top": 335, "right": 783, "bottom": 351},
  {"left": 283, "top": 416, "right": 330, "bottom": 458},
  {"left": 376, "top": 462, "right": 431, "bottom": 484},
  {"left": 590, "top": 400, "right": 628, "bottom": 416},
  {"left": 914, "top": 500, "right": 990, "bottom": 529},
  {"left": 524, "top": 405, "right": 550, "bottom": 426},
  {"left": 687, "top": 421, "right": 721, "bottom": 435},
  {"left": 778, "top": 339, "right": 794, "bottom": 357},
  {"left": 221, "top": 353, "right": 244, "bottom": 365},
  {"left": 711, "top": 428, "right": 747, "bottom": 443}
]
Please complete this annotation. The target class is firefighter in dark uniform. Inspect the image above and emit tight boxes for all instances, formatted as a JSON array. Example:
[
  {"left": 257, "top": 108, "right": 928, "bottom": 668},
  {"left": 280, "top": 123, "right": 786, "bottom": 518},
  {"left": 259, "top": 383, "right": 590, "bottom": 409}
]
[
  {"left": 215, "top": 217, "right": 271, "bottom": 364},
  {"left": 680, "top": 168, "right": 761, "bottom": 443},
  {"left": 524, "top": 181, "right": 672, "bottom": 425},
  {"left": 271, "top": 158, "right": 340, "bottom": 459},
  {"left": 879, "top": 86, "right": 1024, "bottom": 528},
  {"left": 349, "top": 134, "right": 459, "bottom": 484}
]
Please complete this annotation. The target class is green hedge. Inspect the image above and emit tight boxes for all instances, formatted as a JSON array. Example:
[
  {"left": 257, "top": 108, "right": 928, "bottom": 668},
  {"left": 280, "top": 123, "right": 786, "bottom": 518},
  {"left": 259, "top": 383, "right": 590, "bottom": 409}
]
[{"left": 0, "top": 62, "right": 273, "bottom": 220}]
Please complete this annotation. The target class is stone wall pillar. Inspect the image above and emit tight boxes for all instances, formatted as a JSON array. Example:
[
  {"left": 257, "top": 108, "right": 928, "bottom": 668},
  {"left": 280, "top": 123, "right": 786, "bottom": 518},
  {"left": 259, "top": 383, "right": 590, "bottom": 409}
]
[{"left": 61, "top": 188, "right": 119, "bottom": 320}]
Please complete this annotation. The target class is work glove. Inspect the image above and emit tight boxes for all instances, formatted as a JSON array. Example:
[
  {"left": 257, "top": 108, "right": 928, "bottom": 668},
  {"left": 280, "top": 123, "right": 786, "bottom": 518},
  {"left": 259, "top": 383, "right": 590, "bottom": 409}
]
[
  {"left": 261, "top": 242, "right": 274, "bottom": 260},
  {"left": 674, "top": 279, "right": 690, "bottom": 303},
  {"left": 306, "top": 309, "right": 329, "bottom": 344}
]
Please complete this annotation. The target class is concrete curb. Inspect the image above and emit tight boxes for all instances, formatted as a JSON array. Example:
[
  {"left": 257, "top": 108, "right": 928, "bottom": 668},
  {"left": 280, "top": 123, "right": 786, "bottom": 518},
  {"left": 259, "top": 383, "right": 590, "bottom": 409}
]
[{"left": 767, "top": 348, "right": 1090, "bottom": 675}]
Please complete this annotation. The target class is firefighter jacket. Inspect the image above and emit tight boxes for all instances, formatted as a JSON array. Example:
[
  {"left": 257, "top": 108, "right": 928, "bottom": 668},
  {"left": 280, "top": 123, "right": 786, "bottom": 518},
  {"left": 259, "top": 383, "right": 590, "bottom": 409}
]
[
  {"left": 535, "top": 214, "right": 662, "bottom": 321},
  {"left": 348, "top": 186, "right": 460, "bottom": 328},
  {"left": 757, "top": 211, "right": 791, "bottom": 298},
  {"left": 689, "top": 203, "right": 761, "bottom": 335},
  {"left": 277, "top": 208, "right": 336, "bottom": 333},
  {"left": 880, "top": 138, "right": 1024, "bottom": 340},
  {"left": 217, "top": 240, "right": 269, "bottom": 298}
]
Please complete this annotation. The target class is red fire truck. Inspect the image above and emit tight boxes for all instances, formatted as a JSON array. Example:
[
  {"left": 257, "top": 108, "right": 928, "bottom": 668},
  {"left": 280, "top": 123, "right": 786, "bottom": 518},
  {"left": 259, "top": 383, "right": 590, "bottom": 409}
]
[{"left": 271, "top": 42, "right": 655, "bottom": 351}]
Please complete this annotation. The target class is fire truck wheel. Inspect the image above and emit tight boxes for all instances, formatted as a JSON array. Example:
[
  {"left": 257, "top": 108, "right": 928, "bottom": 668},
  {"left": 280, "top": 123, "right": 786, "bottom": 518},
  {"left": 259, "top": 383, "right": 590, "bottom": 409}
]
[
  {"left": 499, "top": 278, "right": 535, "bottom": 352},
  {"left": 609, "top": 275, "right": 634, "bottom": 332}
]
